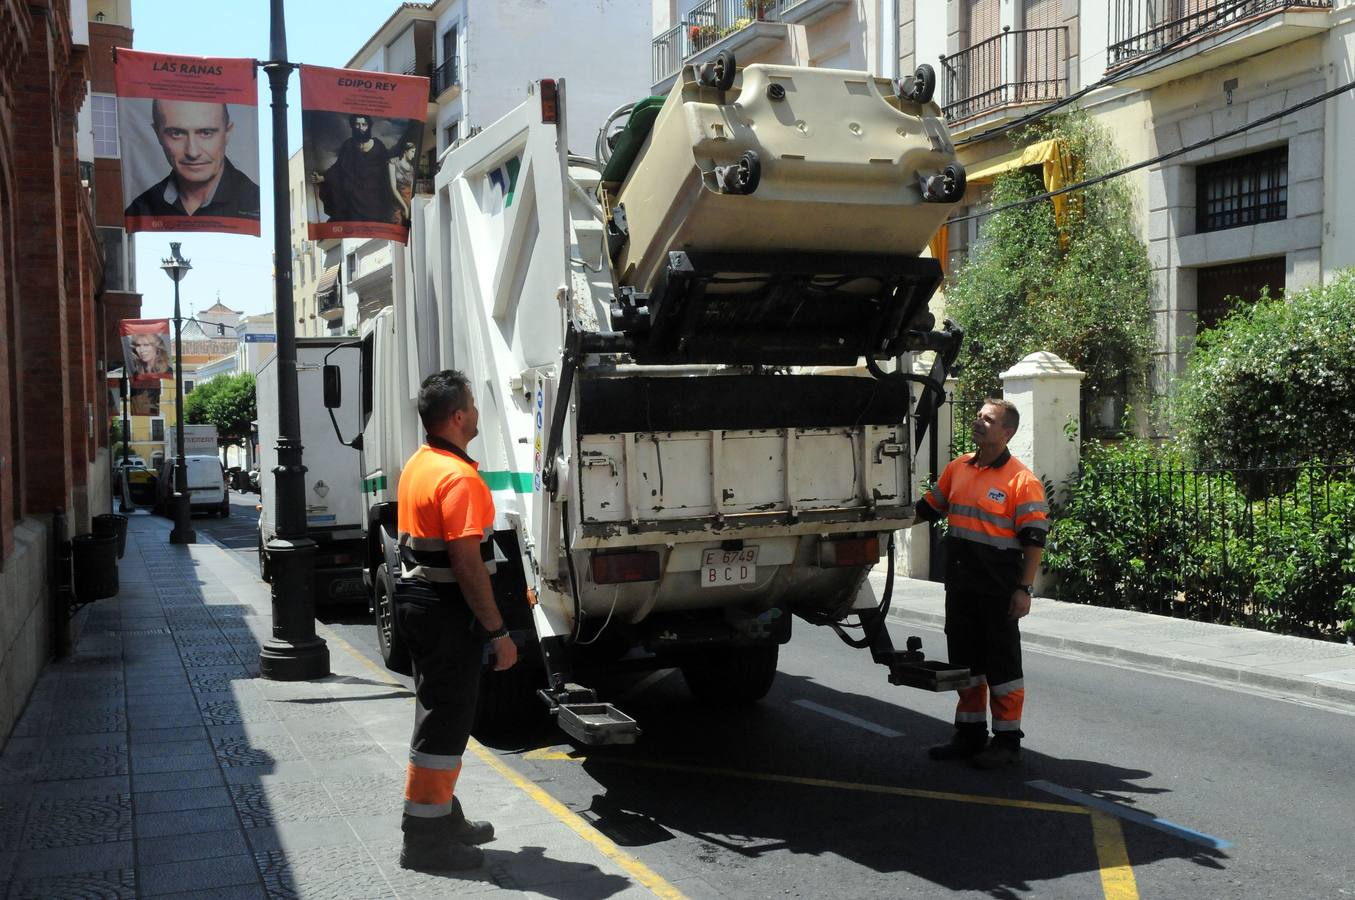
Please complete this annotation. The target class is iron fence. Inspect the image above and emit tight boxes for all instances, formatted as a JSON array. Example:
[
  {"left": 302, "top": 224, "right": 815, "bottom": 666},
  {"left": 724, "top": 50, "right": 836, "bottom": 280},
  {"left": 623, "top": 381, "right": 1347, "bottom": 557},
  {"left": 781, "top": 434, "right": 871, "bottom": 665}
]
[
  {"left": 431, "top": 56, "right": 459, "bottom": 97},
  {"left": 650, "top": 0, "right": 790, "bottom": 85},
  {"left": 1108, "top": 0, "right": 1332, "bottom": 67},
  {"left": 941, "top": 26, "right": 1068, "bottom": 123},
  {"left": 1056, "top": 460, "right": 1355, "bottom": 638}
]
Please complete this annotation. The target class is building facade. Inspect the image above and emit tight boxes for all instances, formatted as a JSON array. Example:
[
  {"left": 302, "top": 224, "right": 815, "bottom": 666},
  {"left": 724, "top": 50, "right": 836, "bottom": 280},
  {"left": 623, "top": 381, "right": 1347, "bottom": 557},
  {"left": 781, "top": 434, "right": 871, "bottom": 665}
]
[{"left": 0, "top": 0, "right": 111, "bottom": 740}]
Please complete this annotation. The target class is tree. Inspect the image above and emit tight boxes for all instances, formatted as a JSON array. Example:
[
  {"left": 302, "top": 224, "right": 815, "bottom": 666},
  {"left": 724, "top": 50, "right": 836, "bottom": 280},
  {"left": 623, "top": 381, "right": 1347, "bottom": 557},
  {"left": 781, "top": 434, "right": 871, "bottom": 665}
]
[
  {"left": 1168, "top": 270, "right": 1355, "bottom": 469},
  {"left": 183, "top": 372, "right": 257, "bottom": 444},
  {"left": 943, "top": 111, "right": 1153, "bottom": 425}
]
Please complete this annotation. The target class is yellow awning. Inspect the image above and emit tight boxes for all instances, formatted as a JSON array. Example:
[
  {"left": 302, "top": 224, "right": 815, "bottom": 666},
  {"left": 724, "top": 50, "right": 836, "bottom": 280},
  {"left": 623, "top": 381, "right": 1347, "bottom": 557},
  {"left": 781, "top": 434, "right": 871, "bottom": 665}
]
[{"left": 965, "top": 139, "right": 1061, "bottom": 185}]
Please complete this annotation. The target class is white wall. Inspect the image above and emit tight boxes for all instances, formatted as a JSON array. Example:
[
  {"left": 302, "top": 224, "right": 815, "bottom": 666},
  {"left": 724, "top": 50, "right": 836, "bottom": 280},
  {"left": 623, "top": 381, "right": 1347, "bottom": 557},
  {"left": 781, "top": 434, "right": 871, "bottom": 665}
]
[
  {"left": 1078, "top": 0, "right": 1110, "bottom": 90},
  {"left": 914, "top": 0, "right": 946, "bottom": 76},
  {"left": 1323, "top": 13, "right": 1355, "bottom": 275}
]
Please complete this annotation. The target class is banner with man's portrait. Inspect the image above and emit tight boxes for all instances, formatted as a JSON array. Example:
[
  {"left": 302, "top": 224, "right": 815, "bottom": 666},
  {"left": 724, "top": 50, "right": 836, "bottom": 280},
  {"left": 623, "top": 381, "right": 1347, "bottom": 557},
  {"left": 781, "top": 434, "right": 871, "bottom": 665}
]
[
  {"left": 300, "top": 65, "right": 429, "bottom": 243},
  {"left": 120, "top": 318, "right": 173, "bottom": 416},
  {"left": 114, "top": 49, "right": 261, "bottom": 236}
]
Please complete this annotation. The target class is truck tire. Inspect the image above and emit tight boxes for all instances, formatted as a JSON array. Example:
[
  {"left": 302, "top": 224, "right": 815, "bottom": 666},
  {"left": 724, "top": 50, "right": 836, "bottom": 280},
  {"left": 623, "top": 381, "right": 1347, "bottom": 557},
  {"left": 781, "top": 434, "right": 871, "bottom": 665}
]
[
  {"left": 373, "top": 566, "right": 413, "bottom": 675},
  {"left": 474, "top": 650, "right": 548, "bottom": 740},
  {"left": 680, "top": 644, "right": 779, "bottom": 705}
]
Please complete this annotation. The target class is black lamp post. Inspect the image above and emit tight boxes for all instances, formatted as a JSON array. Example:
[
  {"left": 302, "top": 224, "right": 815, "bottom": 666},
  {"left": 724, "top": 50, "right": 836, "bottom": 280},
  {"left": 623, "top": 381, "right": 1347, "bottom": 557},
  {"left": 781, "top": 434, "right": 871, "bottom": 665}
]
[
  {"left": 119, "top": 371, "right": 132, "bottom": 513},
  {"left": 259, "top": 0, "right": 329, "bottom": 680},
  {"left": 161, "top": 243, "right": 195, "bottom": 545}
]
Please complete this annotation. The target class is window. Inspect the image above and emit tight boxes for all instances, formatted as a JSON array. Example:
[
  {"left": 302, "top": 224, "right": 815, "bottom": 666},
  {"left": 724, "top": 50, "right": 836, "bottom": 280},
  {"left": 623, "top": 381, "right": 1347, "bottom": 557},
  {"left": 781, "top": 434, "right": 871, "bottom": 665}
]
[
  {"left": 151, "top": 419, "right": 165, "bottom": 442},
  {"left": 346, "top": 252, "right": 357, "bottom": 281},
  {"left": 442, "top": 25, "right": 458, "bottom": 70},
  {"left": 444, "top": 121, "right": 460, "bottom": 150},
  {"left": 98, "top": 227, "right": 128, "bottom": 291},
  {"left": 184, "top": 381, "right": 194, "bottom": 393},
  {"left": 1195, "top": 257, "right": 1285, "bottom": 332},
  {"left": 1196, "top": 146, "right": 1287, "bottom": 234},
  {"left": 92, "top": 94, "right": 119, "bottom": 157}
]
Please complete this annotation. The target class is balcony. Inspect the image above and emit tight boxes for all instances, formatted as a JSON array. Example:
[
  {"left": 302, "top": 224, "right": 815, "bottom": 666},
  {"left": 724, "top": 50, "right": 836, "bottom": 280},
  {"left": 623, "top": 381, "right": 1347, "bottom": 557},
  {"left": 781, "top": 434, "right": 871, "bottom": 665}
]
[
  {"left": 941, "top": 26, "right": 1068, "bottom": 128},
  {"left": 1107, "top": 0, "right": 1331, "bottom": 86},
  {"left": 650, "top": 0, "right": 852, "bottom": 93},
  {"left": 431, "top": 56, "right": 459, "bottom": 100}
]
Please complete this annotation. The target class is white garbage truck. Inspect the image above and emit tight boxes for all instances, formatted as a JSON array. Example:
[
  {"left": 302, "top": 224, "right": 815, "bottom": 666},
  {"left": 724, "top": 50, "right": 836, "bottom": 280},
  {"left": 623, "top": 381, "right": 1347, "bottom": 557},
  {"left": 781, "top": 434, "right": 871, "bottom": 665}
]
[{"left": 327, "top": 56, "right": 970, "bottom": 744}]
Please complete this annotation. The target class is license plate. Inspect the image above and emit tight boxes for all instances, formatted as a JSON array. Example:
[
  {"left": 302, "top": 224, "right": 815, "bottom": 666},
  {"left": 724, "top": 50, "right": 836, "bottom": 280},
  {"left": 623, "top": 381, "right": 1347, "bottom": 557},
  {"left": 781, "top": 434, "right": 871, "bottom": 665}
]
[{"left": 700, "top": 547, "right": 758, "bottom": 587}]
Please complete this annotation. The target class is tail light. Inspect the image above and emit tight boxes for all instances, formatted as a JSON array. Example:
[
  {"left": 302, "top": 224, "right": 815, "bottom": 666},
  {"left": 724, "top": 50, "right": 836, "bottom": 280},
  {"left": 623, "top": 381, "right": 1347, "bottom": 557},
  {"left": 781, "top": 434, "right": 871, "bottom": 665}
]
[
  {"left": 590, "top": 550, "right": 660, "bottom": 584},
  {"left": 818, "top": 535, "right": 881, "bottom": 568},
  {"left": 540, "top": 79, "right": 558, "bottom": 123}
]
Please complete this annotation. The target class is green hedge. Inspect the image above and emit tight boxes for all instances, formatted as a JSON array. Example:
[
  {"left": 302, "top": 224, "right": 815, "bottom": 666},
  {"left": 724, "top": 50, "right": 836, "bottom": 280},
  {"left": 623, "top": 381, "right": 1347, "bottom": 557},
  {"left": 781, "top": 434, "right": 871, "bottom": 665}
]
[{"left": 1043, "top": 441, "right": 1355, "bottom": 639}]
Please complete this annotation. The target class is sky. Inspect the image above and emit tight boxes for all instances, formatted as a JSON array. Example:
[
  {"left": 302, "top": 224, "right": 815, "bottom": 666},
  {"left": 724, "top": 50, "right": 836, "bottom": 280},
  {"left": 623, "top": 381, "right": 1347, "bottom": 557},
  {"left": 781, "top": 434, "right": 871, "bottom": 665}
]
[{"left": 128, "top": 0, "right": 405, "bottom": 321}]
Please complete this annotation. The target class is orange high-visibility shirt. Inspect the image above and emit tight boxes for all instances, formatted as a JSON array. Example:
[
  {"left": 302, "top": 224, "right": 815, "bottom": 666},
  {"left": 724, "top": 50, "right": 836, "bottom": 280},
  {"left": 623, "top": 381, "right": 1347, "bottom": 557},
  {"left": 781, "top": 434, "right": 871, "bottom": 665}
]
[{"left": 396, "top": 437, "right": 495, "bottom": 585}]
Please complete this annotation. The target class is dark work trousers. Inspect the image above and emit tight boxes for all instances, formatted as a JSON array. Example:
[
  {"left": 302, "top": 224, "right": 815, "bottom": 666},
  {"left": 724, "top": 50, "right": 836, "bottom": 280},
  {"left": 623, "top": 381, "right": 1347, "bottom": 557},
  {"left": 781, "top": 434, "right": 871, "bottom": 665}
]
[
  {"left": 944, "top": 589, "right": 1026, "bottom": 742},
  {"left": 394, "top": 577, "right": 485, "bottom": 834}
]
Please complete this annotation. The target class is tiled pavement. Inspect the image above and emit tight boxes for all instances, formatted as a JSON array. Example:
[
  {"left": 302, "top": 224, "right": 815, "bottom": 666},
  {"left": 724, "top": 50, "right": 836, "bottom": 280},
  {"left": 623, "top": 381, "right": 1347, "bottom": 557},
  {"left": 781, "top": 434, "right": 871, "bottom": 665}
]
[{"left": 0, "top": 513, "right": 671, "bottom": 899}]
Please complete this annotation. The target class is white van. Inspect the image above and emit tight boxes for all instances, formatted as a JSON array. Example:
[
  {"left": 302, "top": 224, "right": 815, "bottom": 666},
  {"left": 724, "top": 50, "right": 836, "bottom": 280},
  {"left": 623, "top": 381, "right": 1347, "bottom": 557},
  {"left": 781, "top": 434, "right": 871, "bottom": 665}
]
[{"left": 156, "top": 455, "right": 229, "bottom": 517}]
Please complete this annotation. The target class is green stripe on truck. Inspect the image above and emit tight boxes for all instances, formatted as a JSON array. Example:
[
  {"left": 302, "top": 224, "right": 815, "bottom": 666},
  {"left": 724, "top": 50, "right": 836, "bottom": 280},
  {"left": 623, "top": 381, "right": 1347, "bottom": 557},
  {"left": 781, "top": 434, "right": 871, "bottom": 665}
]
[{"left": 480, "top": 471, "right": 533, "bottom": 493}]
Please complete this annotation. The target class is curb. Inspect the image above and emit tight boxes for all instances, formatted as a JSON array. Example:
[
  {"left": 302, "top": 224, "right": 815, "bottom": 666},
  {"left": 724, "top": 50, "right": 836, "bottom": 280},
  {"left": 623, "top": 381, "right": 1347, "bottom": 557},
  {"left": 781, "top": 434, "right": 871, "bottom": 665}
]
[{"left": 883, "top": 604, "right": 1355, "bottom": 711}]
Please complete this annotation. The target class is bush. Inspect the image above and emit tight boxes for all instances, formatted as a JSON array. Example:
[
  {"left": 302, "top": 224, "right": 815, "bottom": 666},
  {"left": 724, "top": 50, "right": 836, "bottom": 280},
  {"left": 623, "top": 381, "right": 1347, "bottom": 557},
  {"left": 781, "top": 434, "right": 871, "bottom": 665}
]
[
  {"left": 1169, "top": 270, "right": 1355, "bottom": 469},
  {"left": 1044, "top": 442, "right": 1355, "bottom": 639}
]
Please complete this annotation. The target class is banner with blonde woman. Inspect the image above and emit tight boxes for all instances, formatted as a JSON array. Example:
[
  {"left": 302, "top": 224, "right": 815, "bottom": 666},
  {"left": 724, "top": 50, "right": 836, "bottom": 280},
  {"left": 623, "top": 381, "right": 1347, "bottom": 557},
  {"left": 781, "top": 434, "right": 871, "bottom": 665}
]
[
  {"left": 300, "top": 65, "right": 429, "bottom": 242},
  {"left": 114, "top": 49, "right": 261, "bottom": 236},
  {"left": 120, "top": 319, "right": 173, "bottom": 416}
]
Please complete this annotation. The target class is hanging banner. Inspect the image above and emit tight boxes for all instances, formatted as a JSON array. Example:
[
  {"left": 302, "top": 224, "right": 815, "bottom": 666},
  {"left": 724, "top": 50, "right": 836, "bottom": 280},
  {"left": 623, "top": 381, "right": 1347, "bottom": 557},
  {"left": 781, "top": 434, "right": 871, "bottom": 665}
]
[
  {"left": 114, "top": 49, "right": 261, "bottom": 236},
  {"left": 120, "top": 318, "right": 173, "bottom": 416},
  {"left": 300, "top": 65, "right": 429, "bottom": 243}
]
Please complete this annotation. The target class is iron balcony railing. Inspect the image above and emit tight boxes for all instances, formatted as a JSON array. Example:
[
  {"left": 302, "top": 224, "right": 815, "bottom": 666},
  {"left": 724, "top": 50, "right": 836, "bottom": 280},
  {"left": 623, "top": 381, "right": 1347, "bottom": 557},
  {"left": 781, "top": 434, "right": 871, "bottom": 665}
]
[
  {"left": 940, "top": 26, "right": 1068, "bottom": 123},
  {"left": 431, "top": 56, "right": 459, "bottom": 97},
  {"left": 651, "top": 0, "right": 791, "bottom": 85},
  {"left": 1108, "top": 0, "right": 1332, "bottom": 66}
]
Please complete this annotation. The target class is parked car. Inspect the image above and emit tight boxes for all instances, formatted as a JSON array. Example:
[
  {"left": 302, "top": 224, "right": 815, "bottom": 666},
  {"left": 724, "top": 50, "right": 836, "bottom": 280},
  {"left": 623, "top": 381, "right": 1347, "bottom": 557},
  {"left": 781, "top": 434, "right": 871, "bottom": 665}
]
[{"left": 155, "top": 455, "right": 230, "bottom": 517}]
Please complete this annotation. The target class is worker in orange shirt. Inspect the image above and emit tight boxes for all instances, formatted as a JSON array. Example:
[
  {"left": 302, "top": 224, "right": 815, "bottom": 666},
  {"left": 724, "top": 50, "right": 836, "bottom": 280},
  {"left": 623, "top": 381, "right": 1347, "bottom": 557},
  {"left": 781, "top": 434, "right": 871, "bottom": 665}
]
[
  {"left": 394, "top": 370, "right": 518, "bottom": 871},
  {"left": 915, "top": 398, "right": 1048, "bottom": 768}
]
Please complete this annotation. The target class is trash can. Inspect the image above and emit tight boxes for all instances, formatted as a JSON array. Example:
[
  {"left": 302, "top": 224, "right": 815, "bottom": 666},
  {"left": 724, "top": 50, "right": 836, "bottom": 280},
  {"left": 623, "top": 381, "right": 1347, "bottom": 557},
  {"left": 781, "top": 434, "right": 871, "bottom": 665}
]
[
  {"left": 71, "top": 532, "right": 119, "bottom": 602},
  {"left": 92, "top": 513, "right": 128, "bottom": 559}
]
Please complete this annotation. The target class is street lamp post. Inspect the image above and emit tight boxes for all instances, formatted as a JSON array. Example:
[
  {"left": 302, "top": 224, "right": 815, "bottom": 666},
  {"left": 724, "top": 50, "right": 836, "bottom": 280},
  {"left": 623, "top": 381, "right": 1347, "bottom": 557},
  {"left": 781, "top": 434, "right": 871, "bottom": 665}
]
[
  {"left": 259, "top": 0, "right": 329, "bottom": 680},
  {"left": 119, "top": 371, "right": 132, "bottom": 513},
  {"left": 161, "top": 243, "right": 195, "bottom": 545}
]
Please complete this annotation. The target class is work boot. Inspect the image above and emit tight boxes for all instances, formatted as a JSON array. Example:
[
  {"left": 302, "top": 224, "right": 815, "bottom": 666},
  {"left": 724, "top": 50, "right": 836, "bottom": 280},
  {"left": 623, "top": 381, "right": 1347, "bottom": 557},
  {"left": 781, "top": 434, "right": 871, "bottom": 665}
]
[
  {"left": 399, "top": 833, "right": 484, "bottom": 871},
  {"left": 970, "top": 736, "right": 1021, "bottom": 769},
  {"left": 927, "top": 727, "right": 988, "bottom": 761},
  {"left": 446, "top": 797, "right": 495, "bottom": 845}
]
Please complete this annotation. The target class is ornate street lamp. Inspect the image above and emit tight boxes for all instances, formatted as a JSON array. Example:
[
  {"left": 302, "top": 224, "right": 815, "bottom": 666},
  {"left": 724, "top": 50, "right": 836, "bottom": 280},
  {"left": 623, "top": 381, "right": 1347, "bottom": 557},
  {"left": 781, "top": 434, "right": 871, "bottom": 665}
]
[
  {"left": 259, "top": 0, "right": 329, "bottom": 680},
  {"left": 161, "top": 243, "right": 195, "bottom": 545}
]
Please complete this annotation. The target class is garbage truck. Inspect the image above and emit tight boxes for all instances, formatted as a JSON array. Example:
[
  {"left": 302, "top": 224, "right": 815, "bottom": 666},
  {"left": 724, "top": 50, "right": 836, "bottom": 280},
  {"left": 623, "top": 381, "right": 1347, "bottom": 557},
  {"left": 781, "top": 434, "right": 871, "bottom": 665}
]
[{"left": 326, "top": 55, "right": 970, "bottom": 745}]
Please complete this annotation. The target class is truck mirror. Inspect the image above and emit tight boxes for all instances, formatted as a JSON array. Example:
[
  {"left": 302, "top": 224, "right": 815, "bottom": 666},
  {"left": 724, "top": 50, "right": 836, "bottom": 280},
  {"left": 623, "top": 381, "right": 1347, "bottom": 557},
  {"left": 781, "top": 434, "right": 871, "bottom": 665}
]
[{"left": 322, "top": 365, "right": 341, "bottom": 408}]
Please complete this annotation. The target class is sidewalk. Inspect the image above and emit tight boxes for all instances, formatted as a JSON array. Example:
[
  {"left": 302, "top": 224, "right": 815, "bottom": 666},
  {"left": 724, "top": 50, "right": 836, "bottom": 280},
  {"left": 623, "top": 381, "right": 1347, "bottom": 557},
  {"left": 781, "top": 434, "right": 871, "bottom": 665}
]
[
  {"left": 0, "top": 512, "right": 681, "bottom": 900},
  {"left": 872, "top": 570, "right": 1355, "bottom": 709}
]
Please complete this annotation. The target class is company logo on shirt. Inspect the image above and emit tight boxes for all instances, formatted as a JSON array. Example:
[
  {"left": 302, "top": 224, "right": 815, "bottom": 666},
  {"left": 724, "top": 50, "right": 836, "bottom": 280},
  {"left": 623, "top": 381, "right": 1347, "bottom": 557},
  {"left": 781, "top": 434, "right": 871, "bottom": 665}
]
[{"left": 987, "top": 488, "right": 1007, "bottom": 503}]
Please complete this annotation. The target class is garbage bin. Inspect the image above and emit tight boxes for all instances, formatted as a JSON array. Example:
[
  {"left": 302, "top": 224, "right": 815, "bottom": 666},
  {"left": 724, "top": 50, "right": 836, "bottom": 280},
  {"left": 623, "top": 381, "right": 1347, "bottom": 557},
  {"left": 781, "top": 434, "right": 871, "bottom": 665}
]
[
  {"left": 92, "top": 513, "right": 128, "bottom": 559},
  {"left": 71, "top": 532, "right": 119, "bottom": 602}
]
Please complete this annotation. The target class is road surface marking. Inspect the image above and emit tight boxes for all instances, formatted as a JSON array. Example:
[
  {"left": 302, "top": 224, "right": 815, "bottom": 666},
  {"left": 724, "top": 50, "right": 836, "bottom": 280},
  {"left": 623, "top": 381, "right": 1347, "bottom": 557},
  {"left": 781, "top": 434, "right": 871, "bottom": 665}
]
[
  {"left": 1091, "top": 811, "right": 1141, "bottom": 900},
  {"left": 792, "top": 699, "right": 903, "bottom": 737},
  {"left": 1028, "top": 780, "right": 1232, "bottom": 850},
  {"left": 318, "top": 627, "right": 686, "bottom": 899}
]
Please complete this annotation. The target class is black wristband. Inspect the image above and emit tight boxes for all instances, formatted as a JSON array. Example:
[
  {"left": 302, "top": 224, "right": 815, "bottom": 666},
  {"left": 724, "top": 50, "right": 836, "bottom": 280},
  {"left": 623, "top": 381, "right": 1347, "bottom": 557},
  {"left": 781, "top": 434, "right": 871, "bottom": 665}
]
[
  {"left": 487, "top": 627, "right": 509, "bottom": 641},
  {"left": 1017, "top": 584, "right": 1033, "bottom": 595}
]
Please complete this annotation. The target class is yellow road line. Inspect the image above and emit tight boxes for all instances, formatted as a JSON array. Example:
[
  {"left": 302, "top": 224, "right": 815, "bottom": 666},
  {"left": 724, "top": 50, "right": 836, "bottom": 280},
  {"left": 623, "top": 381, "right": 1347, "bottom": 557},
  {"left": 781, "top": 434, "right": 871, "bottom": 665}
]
[
  {"left": 317, "top": 626, "right": 686, "bottom": 900},
  {"left": 1091, "top": 811, "right": 1141, "bottom": 900}
]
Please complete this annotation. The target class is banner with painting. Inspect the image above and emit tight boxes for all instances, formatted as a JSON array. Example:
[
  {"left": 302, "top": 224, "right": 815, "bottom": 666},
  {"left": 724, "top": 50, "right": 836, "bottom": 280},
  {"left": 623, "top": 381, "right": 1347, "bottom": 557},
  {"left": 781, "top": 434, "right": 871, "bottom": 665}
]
[
  {"left": 120, "top": 319, "right": 173, "bottom": 416},
  {"left": 114, "top": 49, "right": 261, "bottom": 236},
  {"left": 300, "top": 65, "right": 429, "bottom": 242}
]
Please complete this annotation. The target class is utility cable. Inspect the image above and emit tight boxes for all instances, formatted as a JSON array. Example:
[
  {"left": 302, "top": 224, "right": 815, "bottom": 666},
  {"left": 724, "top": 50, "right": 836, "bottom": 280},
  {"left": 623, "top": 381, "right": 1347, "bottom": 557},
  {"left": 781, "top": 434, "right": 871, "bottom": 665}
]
[
  {"left": 945, "top": 75, "right": 1354, "bottom": 227},
  {"left": 952, "top": 0, "right": 1298, "bottom": 147}
]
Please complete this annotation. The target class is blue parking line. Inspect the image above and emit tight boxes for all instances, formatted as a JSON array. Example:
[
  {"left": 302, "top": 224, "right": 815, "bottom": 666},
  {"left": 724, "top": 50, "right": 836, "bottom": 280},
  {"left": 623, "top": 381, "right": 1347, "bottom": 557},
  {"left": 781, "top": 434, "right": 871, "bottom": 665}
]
[{"left": 1027, "top": 780, "right": 1232, "bottom": 850}]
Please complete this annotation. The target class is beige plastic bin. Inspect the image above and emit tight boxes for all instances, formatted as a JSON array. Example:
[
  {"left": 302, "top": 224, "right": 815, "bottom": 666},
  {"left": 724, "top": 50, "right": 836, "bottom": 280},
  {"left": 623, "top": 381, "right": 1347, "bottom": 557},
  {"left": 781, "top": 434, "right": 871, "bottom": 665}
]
[{"left": 606, "top": 62, "right": 962, "bottom": 294}]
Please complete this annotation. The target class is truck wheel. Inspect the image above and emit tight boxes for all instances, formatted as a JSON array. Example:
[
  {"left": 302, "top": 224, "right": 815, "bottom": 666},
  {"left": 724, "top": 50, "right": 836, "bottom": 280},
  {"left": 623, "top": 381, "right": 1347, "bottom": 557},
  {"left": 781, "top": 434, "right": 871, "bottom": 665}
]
[
  {"left": 474, "top": 650, "right": 548, "bottom": 740},
  {"left": 373, "top": 566, "right": 413, "bottom": 675},
  {"left": 680, "top": 644, "right": 779, "bottom": 705},
  {"left": 257, "top": 532, "right": 271, "bottom": 583}
]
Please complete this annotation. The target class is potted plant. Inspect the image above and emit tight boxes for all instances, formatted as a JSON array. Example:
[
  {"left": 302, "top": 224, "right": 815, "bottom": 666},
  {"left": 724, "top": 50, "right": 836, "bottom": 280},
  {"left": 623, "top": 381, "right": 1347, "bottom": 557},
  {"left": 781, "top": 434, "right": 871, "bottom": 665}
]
[{"left": 744, "top": 0, "right": 771, "bottom": 19}]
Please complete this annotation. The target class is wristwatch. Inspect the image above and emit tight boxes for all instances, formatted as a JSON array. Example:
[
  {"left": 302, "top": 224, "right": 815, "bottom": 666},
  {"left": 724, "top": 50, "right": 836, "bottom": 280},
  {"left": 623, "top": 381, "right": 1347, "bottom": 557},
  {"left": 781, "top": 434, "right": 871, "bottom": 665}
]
[
  {"left": 487, "top": 627, "right": 510, "bottom": 641},
  {"left": 1017, "top": 584, "right": 1033, "bottom": 595}
]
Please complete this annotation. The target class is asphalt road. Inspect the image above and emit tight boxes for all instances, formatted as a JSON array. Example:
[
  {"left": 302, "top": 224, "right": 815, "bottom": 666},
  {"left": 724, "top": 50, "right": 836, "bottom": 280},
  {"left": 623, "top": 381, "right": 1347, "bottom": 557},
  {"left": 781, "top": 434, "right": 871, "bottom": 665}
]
[{"left": 195, "top": 497, "right": 1355, "bottom": 899}]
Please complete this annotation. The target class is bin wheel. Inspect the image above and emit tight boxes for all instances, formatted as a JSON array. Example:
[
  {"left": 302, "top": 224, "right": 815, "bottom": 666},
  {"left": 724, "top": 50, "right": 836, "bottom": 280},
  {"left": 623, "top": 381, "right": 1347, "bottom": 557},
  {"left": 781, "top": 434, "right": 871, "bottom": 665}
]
[
  {"left": 940, "top": 163, "right": 966, "bottom": 202},
  {"left": 904, "top": 64, "right": 936, "bottom": 105},
  {"left": 720, "top": 150, "right": 762, "bottom": 195},
  {"left": 701, "top": 50, "right": 737, "bottom": 91},
  {"left": 374, "top": 565, "right": 412, "bottom": 675},
  {"left": 680, "top": 644, "right": 779, "bottom": 706}
]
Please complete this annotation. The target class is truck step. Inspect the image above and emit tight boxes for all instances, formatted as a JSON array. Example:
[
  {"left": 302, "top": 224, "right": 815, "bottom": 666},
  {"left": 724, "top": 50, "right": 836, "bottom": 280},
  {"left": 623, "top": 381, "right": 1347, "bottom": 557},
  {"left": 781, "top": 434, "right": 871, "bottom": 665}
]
[
  {"left": 887, "top": 659, "right": 971, "bottom": 692},
  {"left": 557, "top": 702, "right": 641, "bottom": 746}
]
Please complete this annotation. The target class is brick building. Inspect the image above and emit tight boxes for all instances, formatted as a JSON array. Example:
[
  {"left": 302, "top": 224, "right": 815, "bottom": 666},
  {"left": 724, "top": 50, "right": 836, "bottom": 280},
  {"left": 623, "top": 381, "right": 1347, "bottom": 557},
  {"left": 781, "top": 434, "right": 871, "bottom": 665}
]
[{"left": 0, "top": 0, "right": 112, "bottom": 740}]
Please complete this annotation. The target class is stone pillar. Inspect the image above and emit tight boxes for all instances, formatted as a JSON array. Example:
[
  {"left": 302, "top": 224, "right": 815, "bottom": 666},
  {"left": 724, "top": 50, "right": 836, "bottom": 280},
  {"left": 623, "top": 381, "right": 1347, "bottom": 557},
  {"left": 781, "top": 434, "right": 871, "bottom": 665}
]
[{"left": 999, "top": 350, "right": 1083, "bottom": 505}]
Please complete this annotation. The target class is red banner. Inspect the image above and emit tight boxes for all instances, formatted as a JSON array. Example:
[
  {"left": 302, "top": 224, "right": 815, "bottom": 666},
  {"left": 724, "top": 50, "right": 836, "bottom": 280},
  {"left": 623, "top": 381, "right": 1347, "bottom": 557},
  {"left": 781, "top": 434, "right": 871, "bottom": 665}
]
[
  {"left": 300, "top": 65, "right": 430, "bottom": 243},
  {"left": 114, "top": 49, "right": 261, "bottom": 236}
]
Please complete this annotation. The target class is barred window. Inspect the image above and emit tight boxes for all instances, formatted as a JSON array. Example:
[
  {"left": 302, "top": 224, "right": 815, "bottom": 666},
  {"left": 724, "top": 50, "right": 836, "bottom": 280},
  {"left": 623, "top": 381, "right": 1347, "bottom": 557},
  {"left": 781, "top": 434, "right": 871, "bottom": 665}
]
[
  {"left": 1196, "top": 146, "right": 1287, "bottom": 233},
  {"left": 92, "top": 94, "right": 119, "bottom": 157},
  {"left": 151, "top": 419, "right": 165, "bottom": 442}
]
